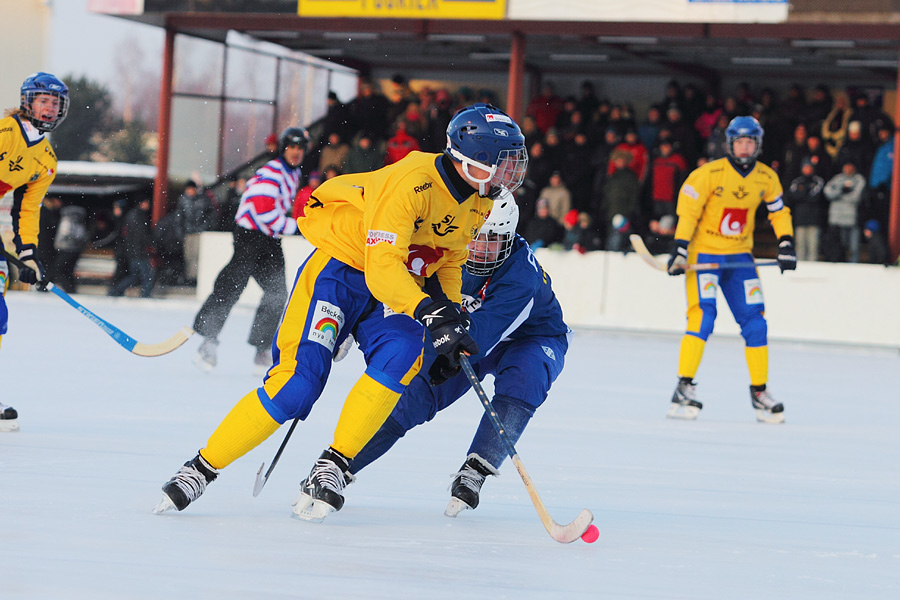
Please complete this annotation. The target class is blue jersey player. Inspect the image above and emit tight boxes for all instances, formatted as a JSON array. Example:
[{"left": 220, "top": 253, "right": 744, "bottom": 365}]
[{"left": 348, "top": 191, "right": 571, "bottom": 517}]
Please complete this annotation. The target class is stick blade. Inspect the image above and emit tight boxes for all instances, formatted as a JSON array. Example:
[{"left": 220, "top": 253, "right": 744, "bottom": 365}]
[
  {"left": 252, "top": 462, "right": 267, "bottom": 497},
  {"left": 548, "top": 509, "right": 595, "bottom": 544},
  {"left": 132, "top": 327, "right": 195, "bottom": 357},
  {"left": 629, "top": 234, "right": 667, "bottom": 271}
]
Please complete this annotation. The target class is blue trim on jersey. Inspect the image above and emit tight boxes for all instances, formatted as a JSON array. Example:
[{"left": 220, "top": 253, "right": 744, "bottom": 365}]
[
  {"left": 13, "top": 115, "right": 45, "bottom": 148},
  {"left": 434, "top": 154, "right": 468, "bottom": 204},
  {"left": 726, "top": 156, "right": 757, "bottom": 178}
]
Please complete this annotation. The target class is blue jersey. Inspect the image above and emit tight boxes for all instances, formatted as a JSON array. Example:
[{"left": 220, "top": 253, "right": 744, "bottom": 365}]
[{"left": 460, "top": 235, "right": 569, "bottom": 358}]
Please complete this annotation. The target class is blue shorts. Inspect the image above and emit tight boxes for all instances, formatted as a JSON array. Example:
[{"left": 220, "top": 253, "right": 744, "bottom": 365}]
[{"left": 257, "top": 249, "right": 425, "bottom": 423}]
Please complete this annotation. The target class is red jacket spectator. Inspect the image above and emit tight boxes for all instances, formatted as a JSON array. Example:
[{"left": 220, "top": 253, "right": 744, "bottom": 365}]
[
  {"left": 649, "top": 140, "right": 687, "bottom": 217},
  {"left": 384, "top": 124, "right": 420, "bottom": 165},
  {"left": 526, "top": 83, "right": 565, "bottom": 134},
  {"left": 608, "top": 132, "right": 649, "bottom": 182}
]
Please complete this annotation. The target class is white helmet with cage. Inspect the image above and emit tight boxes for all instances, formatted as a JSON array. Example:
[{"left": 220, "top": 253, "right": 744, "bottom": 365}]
[{"left": 465, "top": 188, "right": 519, "bottom": 276}]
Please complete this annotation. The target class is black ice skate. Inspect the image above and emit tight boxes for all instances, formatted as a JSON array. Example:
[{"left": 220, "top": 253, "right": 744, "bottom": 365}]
[
  {"left": 193, "top": 337, "right": 218, "bottom": 372},
  {"left": 253, "top": 346, "right": 273, "bottom": 378},
  {"left": 292, "top": 448, "right": 352, "bottom": 523},
  {"left": 0, "top": 402, "right": 19, "bottom": 432},
  {"left": 153, "top": 454, "right": 219, "bottom": 514},
  {"left": 667, "top": 377, "right": 703, "bottom": 420},
  {"left": 444, "top": 453, "right": 499, "bottom": 518},
  {"left": 750, "top": 384, "right": 785, "bottom": 424}
]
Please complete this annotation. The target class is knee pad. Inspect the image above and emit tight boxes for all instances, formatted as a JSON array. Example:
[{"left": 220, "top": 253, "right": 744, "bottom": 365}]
[
  {"left": 492, "top": 394, "right": 536, "bottom": 426},
  {"left": 687, "top": 304, "right": 716, "bottom": 341},
  {"left": 740, "top": 313, "right": 767, "bottom": 347}
]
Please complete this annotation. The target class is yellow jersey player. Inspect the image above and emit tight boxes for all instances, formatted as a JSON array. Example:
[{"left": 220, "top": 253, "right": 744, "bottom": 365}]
[
  {"left": 0, "top": 72, "right": 69, "bottom": 432},
  {"left": 154, "top": 103, "right": 529, "bottom": 520},
  {"left": 666, "top": 116, "right": 796, "bottom": 424}
]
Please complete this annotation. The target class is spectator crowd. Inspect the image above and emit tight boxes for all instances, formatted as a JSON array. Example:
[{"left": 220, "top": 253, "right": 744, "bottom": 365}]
[
  {"left": 307, "top": 76, "right": 897, "bottom": 265},
  {"left": 40, "top": 75, "right": 898, "bottom": 297}
]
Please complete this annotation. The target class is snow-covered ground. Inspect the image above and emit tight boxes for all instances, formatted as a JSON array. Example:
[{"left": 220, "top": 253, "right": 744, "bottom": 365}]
[{"left": 1, "top": 291, "right": 897, "bottom": 599}]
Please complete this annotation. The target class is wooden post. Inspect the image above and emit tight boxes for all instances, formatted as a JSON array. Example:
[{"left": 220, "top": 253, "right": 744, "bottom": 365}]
[
  {"left": 507, "top": 31, "right": 525, "bottom": 123},
  {"left": 890, "top": 45, "right": 900, "bottom": 262},
  {"left": 153, "top": 26, "right": 175, "bottom": 226}
]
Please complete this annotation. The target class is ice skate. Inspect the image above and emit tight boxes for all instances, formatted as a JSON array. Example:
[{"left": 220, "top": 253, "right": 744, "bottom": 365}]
[
  {"left": 193, "top": 338, "right": 218, "bottom": 372},
  {"left": 292, "top": 448, "right": 351, "bottom": 523},
  {"left": 253, "top": 346, "right": 273, "bottom": 378},
  {"left": 750, "top": 384, "right": 785, "bottom": 424},
  {"left": 667, "top": 377, "right": 702, "bottom": 420},
  {"left": 444, "top": 454, "right": 498, "bottom": 517},
  {"left": 153, "top": 454, "right": 219, "bottom": 514},
  {"left": 0, "top": 403, "right": 19, "bottom": 432}
]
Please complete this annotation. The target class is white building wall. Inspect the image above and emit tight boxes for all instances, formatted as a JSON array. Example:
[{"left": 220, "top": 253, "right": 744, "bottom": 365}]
[{"left": 0, "top": 0, "right": 50, "bottom": 117}]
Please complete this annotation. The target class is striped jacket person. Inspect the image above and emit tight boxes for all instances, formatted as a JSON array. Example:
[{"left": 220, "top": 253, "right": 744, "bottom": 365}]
[{"left": 191, "top": 126, "right": 309, "bottom": 373}]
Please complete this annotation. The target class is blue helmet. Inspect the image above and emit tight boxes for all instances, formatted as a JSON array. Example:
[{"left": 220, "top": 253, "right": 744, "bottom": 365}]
[
  {"left": 20, "top": 72, "right": 69, "bottom": 133},
  {"left": 725, "top": 116, "right": 763, "bottom": 167},
  {"left": 446, "top": 103, "right": 528, "bottom": 198}
]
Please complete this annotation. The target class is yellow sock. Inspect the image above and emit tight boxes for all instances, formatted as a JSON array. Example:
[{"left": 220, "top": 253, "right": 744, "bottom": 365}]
[
  {"left": 677, "top": 335, "right": 706, "bottom": 379},
  {"left": 201, "top": 390, "right": 281, "bottom": 470},
  {"left": 745, "top": 346, "right": 768, "bottom": 387},
  {"left": 331, "top": 373, "right": 401, "bottom": 459}
]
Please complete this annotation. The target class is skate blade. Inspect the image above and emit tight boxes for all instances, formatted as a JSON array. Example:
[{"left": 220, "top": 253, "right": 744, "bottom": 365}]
[
  {"left": 291, "top": 494, "right": 334, "bottom": 523},
  {"left": 152, "top": 494, "right": 177, "bottom": 515},
  {"left": 193, "top": 354, "right": 215, "bottom": 372},
  {"left": 667, "top": 404, "right": 700, "bottom": 420},
  {"left": 755, "top": 409, "right": 785, "bottom": 424},
  {"left": 0, "top": 419, "right": 20, "bottom": 432},
  {"left": 444, "top": 497, "right": 473, "bottom": 518}
]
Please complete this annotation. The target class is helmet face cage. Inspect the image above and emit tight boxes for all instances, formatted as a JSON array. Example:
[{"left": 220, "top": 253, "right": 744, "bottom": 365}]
[
  {"left": 20, "top": 72, "right": 69, "bottom": 133},
  {"left": 446, "top": 103, "right": 528, "bottom": 198},
  {"left": 726, "top": 116, "right": 763, "bottom": 167},
  {"left": 466, "top": 190, "right": 519, "bottom": 276}
]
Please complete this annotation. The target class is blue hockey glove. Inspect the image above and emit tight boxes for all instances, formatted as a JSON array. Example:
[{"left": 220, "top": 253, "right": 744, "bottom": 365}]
[
  {"left": 415, "top": 298, "right": 479, "bottom": 386},
  {"left": 16, "top": 244, "right": 45, "bottom": 285},
  {"left": 776, "top": 236, "right": 797, "bottom": 273},
  {"left": 667, "top": 239, "right": 689, "bottom": 276}
]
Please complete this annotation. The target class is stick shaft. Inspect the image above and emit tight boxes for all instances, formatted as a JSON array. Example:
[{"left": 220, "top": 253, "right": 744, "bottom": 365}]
[{"left": 2, "top": 249, "right": 192, "bottom": 356}]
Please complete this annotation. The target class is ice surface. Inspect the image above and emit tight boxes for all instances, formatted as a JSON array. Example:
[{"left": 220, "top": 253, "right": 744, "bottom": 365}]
[{"left": 1, "top": 291, "right": 898, "bottom": 599}]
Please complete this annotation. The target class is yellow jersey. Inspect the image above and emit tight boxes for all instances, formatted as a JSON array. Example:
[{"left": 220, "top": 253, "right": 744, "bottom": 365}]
[
  {"left": 299, "top": 151, "right": 492, "bottom": 318},
  {"left": 0, "top": 114, "right": 58, "bottom": 248},
  {"left": 674, "top": 157, "right": 793, "bottom": 254}
]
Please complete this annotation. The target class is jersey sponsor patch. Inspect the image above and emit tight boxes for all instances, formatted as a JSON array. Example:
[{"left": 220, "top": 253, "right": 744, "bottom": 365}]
[
  {"left": 366, "top": 229, "right": 397, "bottom": 246},
  {"left": 719, "top": 207, "right": 748, "bottom": 236},
  {"left": 698, "top": 273, "right": 719, "bottom": 299},
  {"left": 542, "top": 346, "right": 556, "bottom": 360},
  {"left": 307, "top": 300, "right": 345, "bottom": 351},
  {"left": 485, "top": 113, "right": 512, "bottom": 124},
  {"left": 744, "top": 278, "right": 764, "bottom": 305},
  {"left": 682, "top": 184, "right": 699, "bottom": 200}
]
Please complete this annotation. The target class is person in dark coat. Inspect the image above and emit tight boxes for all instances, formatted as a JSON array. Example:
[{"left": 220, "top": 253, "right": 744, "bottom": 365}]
[
  {"left": 107, "top": 197, "right": 155, "bottom": 298},
  {"left": 524, "top": 198, "right": 563, "bottom": 249},
  {"left": 785, "top": 159, "right": 826, "bottom": 261}
]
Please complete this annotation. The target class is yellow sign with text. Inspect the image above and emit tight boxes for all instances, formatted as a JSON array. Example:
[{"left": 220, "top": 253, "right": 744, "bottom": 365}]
[{"left": 298, "top": 0, "right": 506, "bottom": 20}]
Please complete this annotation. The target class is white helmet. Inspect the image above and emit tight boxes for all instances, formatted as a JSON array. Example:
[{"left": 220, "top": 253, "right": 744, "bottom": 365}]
[{"left": 466, "top": 189, "right": 519, "bottom": 276}]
